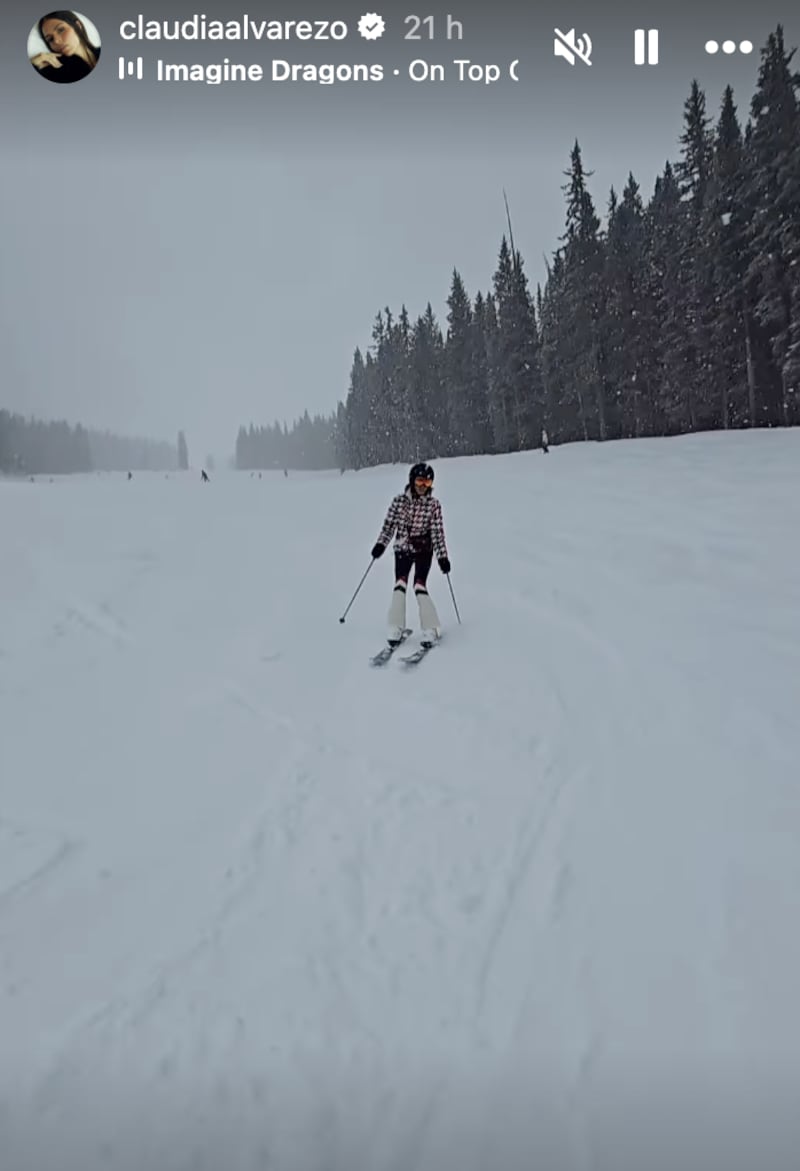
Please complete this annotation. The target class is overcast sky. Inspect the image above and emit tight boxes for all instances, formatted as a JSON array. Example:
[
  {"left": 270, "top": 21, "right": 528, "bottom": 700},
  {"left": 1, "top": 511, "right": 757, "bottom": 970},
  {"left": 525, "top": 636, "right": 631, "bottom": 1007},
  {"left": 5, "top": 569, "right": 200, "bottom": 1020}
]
[{"left": 2, "top": 1, "right": 795, "bottom": 461}]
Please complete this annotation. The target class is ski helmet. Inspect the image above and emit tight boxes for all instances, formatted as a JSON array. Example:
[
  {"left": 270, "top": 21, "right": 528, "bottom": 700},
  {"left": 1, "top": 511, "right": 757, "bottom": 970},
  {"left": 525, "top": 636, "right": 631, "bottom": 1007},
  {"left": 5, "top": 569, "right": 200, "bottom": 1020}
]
[{"left": 409, "top": 462, "right": 434, "bottom": 492}]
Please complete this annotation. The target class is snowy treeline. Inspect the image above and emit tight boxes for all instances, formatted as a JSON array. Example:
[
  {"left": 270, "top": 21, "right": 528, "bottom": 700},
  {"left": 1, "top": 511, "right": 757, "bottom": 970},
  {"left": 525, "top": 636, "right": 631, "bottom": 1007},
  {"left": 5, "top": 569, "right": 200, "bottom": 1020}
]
[
  {"left": 234, "top": 412, "right": 339, "bottom": 471},
  {"left": 0, "top": 410, "right": 178, "bottom": 476},
  {"left": 335, "top": 27, "right": 799, "bottom": 468}
]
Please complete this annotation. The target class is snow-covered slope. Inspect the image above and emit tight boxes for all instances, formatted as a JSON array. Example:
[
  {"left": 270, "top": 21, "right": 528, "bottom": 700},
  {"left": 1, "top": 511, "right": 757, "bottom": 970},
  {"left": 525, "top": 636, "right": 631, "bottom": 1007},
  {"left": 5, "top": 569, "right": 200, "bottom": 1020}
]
[{"left": 2, "top": 431, "right": 799, "bottom": 1170}]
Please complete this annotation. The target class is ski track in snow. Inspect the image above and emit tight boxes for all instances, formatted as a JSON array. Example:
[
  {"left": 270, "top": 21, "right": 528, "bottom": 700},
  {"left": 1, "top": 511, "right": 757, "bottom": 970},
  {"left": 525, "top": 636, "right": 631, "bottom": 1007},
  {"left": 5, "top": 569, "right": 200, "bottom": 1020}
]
[{"left": 1, "top": 433, "right": 800, "bottom": 1170}]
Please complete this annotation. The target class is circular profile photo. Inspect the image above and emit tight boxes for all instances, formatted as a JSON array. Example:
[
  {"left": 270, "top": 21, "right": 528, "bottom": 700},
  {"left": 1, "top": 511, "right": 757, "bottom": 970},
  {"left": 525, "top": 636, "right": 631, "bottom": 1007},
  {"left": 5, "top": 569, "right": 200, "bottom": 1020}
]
[{"left": 28, "top": 11, "right": 101, "bottom": 83}]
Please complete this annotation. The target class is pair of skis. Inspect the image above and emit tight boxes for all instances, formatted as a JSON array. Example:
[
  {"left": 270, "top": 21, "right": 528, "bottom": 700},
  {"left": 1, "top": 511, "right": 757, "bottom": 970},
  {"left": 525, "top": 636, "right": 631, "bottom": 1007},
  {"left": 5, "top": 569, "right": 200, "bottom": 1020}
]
[{"left": 370, "top": 628, "right": 438, "bottom": 667}]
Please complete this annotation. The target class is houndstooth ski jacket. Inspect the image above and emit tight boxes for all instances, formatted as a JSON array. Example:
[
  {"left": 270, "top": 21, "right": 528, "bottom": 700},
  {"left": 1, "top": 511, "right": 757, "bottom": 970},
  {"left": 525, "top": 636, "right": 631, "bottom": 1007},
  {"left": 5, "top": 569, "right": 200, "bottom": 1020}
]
[{"left": 376, "top": 486, "right": 449, "bottom": 559}]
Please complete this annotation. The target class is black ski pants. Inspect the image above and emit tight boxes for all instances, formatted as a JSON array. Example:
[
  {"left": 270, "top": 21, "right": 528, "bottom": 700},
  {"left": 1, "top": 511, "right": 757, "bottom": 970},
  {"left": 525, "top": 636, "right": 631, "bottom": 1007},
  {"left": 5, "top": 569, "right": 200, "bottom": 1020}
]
[{"left": 394, "top": 546, "right": 433, "bottom": 589}]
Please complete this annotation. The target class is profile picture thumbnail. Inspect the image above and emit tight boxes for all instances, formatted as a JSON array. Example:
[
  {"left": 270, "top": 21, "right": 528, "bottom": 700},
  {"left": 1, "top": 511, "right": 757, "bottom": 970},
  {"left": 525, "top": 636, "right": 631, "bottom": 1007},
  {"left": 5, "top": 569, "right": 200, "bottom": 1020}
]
[{"left": 28, "top": 11, "right": 101, "bottom": 83}]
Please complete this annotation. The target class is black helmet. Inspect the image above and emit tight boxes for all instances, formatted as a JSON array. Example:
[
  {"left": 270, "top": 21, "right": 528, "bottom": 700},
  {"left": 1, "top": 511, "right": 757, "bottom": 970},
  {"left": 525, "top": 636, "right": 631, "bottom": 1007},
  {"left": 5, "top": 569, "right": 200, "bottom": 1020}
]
[{"left": 409, "top": 463, "right": 434, "bottom": 493}]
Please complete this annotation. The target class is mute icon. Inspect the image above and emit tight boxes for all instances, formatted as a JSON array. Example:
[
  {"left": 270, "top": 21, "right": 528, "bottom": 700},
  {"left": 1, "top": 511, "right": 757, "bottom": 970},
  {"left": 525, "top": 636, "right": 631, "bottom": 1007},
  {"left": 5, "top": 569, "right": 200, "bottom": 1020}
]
[{"left": 554, "top": 28, "right": 592, "bottom": 66}]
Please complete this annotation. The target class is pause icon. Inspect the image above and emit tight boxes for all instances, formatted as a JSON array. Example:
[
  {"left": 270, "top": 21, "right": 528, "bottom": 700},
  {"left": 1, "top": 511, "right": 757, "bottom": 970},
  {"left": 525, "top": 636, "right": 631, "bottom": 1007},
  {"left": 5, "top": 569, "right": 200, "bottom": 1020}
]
[{"left": 634, "top": 29, "right": 658, "bottom": 64}]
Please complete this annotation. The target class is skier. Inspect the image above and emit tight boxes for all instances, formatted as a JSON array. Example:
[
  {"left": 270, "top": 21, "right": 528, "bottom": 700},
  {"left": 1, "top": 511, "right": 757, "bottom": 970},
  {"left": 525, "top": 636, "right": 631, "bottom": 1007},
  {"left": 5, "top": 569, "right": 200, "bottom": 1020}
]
[
  {"left": 201, "top": 469, "right": 209, "bottom": 482},
  {"left": 371, "top": 462, "right": 450, "bottom": 648},
  {"left": 541, "top": 428, "right": 549, "bottom": 453}
]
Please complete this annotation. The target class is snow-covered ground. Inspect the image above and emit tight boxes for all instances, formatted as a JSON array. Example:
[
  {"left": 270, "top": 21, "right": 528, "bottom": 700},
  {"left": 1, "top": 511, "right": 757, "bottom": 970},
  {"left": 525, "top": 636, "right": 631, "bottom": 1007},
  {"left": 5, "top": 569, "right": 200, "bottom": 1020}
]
[{"left": 1, "top": 430, "right": 799, "bottom": 1171}]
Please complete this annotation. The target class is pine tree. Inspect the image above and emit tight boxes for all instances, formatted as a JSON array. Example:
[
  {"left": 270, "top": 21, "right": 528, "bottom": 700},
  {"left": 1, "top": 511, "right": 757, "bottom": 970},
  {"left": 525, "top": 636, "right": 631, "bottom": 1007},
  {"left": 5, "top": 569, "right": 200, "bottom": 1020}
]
[
  {"left": 388, "top": 307, "right": 413, "bottom": 461},
  {"left": 444, "top": 269, "right": 474, "bottom": 456},
  {"left": 539, "top": 254, "right": 572, "bottom": 440},
  {"left": 465, "top": 292, "right": 493, "bottom": 453},
  {"left": 560, "top": 142, "right": 607, "bottom": 440},
  {"left": 603, "top": 176, "right": 651, "bottom": 437},
  {"left": 677, "top": 81, "right": 718, "bottom": 428},
  {"left": 343, "top": 348, "right": 370, "bottom": 468},
  {"left": 334, "top": 402, "right": 348, "bottom": 470},
  {"left": 371, "top": 309, "right": 403, "bottom": 464},
  {"left": 702, "top": 86, "right": 753, "bottom": 427},
  {"left": 407, "top": 306, "right": 446, "bottom": 458},
  {"left": 177, "top": 431, "right": 189, "bottom": 470},
  {"left": 487, "top": 238, "right": 542, "bottom": 450},
  {"left": 235, "top": 426, "right": 247, "bottom": 468},
  {"left": 487, "top": 240, "right": 515, "bottom": 449},
  {"left": 744, "top": 26, "right": 800, "bottom": 425},
  {"left": 645, "top": 162, "right": 695, "bottom": 432},
  {"left": 676, "top": 80, "right": 715, "bottom": 209}
]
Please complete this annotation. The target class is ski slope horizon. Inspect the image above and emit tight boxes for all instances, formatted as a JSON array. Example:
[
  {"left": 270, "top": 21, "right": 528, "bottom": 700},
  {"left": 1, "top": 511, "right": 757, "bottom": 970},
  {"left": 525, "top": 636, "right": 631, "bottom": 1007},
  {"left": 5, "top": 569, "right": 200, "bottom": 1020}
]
[{"left": 2, "top": 429, "right": 799, "bottom": 1171}]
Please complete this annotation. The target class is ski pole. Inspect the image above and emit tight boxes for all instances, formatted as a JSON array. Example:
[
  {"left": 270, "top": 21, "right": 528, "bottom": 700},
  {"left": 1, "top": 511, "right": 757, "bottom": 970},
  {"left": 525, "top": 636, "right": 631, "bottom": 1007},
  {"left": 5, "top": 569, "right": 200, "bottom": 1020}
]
[
  {"left": 339, "top": 559, "right": 375, "bottom": 623},
  {"left": 446, "top": 574, "right": 462, "bottom": 624}
]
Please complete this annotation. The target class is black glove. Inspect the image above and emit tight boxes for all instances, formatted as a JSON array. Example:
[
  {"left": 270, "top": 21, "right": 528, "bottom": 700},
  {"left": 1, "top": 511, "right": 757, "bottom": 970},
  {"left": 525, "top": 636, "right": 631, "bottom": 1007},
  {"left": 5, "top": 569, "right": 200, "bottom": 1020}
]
[
  {"left": 438, "top": 556, "right": 451, "bottom": 574},
  {"left": 371, "top": 543, "right": 385, "bottom": 559}
]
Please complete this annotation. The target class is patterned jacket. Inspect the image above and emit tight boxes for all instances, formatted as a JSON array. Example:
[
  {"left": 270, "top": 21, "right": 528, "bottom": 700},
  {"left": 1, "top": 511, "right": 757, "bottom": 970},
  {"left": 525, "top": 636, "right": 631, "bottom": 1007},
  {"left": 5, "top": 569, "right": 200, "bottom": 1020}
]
[{"left": 376, "top": 486, "right": 449, "bottom": 559}]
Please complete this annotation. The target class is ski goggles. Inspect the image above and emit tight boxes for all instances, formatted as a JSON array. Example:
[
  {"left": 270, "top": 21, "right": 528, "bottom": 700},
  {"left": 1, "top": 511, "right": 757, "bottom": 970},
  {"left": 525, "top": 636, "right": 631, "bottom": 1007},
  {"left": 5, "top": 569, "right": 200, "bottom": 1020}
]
[{"left": 414, "top": 475, "right": 433, "bottom": 487}]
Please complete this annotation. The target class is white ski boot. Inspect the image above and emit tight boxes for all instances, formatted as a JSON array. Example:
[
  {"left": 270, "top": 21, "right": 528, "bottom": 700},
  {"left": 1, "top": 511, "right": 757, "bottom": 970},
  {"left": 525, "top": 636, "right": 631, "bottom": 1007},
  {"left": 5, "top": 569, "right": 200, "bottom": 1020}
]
[
  {"left": 387, "top": 584, "right": 407, "bottom": 646},
  {"left": 415, "top": 587, "right": 441, "bottom": 647}
]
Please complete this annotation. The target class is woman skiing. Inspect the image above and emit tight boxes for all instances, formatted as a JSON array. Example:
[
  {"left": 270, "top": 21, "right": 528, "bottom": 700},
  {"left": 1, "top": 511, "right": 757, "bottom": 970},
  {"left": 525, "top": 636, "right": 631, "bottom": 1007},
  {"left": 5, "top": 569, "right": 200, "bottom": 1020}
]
[{"left": 371, "top": 462, "right": 451, "bottom": 647}]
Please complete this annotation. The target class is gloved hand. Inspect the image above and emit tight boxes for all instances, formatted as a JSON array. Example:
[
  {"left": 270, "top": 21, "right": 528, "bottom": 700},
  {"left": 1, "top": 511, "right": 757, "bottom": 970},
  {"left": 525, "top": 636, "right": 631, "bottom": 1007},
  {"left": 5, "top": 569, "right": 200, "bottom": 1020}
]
[
  {"left": 438, "top": 556, "right": 451, "bottom": 574},
  {"left": 371, "top": 543, "right": 385, "bottom": 559}
]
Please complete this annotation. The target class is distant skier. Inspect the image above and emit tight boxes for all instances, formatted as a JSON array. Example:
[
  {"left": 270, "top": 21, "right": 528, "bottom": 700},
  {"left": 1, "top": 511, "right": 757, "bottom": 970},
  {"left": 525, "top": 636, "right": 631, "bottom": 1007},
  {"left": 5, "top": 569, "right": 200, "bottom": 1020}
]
[
  {"left": 201, "top": 469, "right": 209, "bottom": 482},
  {"left": 371, "top": 462, "right": 450, "bottom": 648},
  {"left": 541, "top": 428, "right": 549, "bottom": 453},
  {"left": 127, "top": 471, "right": 133, "bottom": 480},
  {"left": 284, "top": 468, "right": 288, "bottom": 478}
]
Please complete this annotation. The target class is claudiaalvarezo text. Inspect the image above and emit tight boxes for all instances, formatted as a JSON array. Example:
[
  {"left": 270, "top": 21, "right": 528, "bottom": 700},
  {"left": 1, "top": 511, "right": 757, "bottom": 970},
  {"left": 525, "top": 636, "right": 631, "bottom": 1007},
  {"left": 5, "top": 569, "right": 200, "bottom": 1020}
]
[{"left": 120, "top": 14, "right": 351, "bottom": 41}]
